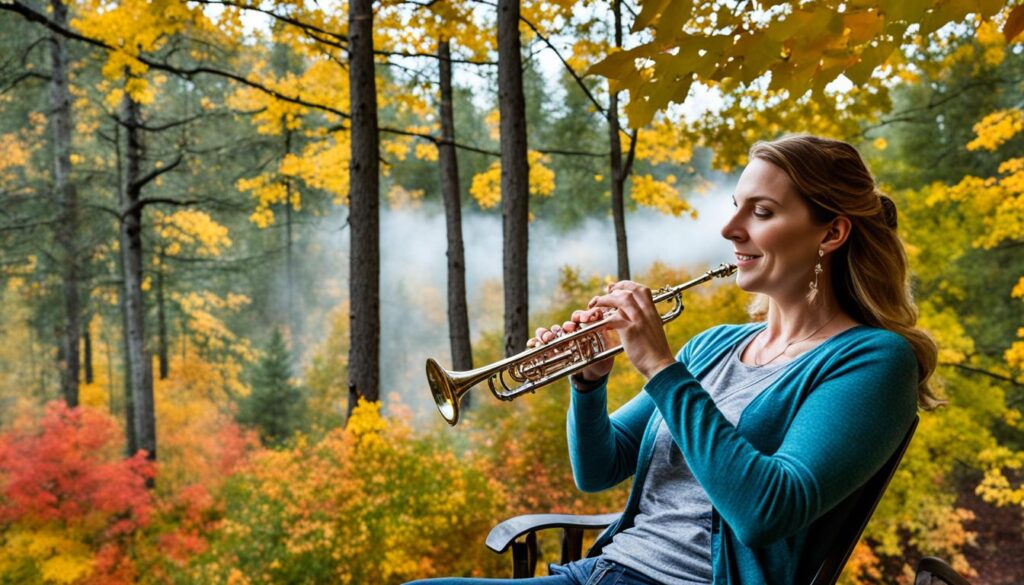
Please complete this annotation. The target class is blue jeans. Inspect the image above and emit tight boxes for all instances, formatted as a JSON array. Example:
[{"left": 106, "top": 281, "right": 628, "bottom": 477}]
[{"left": 404, "top": 557, "right": 663, "bottom": 585}]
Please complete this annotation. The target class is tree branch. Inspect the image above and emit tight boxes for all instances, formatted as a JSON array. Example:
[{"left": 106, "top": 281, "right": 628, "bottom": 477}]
[
  {"left": 130, "top": 155, "right": 184, "bottom": 194},
  {"left": 133, "top": 113, "right": 205, "bottom": 132},
  {"left": 535, "top": 147, "right": 606, "bottom": 157},
  {"left": 0, "top": 219, "right": 58, "bottom": 233},
  {"left": 377, "top": 49, "right": 496, "bottom": 66},
  {"left": 188, "top": 0, "right": 348, "bottom": 45},
  {"left": 0, "top": 71, "right": 50, "bottom": 94},
  {"left": 0, "top": 1, "right": 353, "bottom": 120},
  {"left": 942, "top": 362, "right": 1024, "bottom": 387}
]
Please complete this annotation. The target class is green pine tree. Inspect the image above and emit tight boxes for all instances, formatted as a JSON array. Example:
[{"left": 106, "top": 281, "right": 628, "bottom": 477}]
[{"left": 238, "top": 329, "right": 307, "bottom": 446}]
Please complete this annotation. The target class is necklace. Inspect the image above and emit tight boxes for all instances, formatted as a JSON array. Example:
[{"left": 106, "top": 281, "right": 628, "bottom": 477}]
[{"left": 751, "top": 310, "right": 840, "bottom": 367}]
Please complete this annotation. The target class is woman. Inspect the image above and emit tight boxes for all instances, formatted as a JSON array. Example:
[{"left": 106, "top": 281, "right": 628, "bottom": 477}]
[{"left": 409, "top": 135, "right": 938, "bottom": 585}]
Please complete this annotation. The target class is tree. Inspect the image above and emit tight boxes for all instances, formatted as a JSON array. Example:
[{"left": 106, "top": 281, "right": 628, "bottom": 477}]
[
  {"left": 607, "top": 0, "right": 633, "bottom": 280},
  {"left": 498, "top": 0, "right": 530, "bottom": 357},
  {"left": 238, "top": 329, "right": 306, "bottom": 446},
  {"left": 118, "top": 87, "right": 157, "bottom": 461},
  {"left": 49, "top": 0, "right": 82, "bottom": 408},
  {"left": 347, "top": 0, "right": 382, "bottom": 417},
  {"left": 438, "top": 38, "right": 474, "bottom": 376}
]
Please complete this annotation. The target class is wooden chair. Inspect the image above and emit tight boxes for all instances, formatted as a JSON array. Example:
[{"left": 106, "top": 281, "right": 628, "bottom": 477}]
[
  {"left": 486, "top": 416, "right": 919, "bottom": 584},
  {"left": 914, "top": 557, "right": 972, "bottom": 585}
]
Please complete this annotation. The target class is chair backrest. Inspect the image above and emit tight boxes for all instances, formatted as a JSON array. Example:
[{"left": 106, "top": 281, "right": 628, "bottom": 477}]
[{"left": 799, "top": 415, "right": 919, "bottom": 585}]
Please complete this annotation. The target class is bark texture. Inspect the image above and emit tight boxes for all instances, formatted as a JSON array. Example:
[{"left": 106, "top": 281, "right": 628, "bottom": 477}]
[
  {"left": 497, "top": 0, "right": 530, "bottom": 357},
  {"left": 83, "top": 317, "right": 93, "bottom": 384},
  {"left": 50, "top": 0, "right": 81, "bottom": 407},
  {"left": 609, "top": 0, "right": 630, "bottom": 281},
  {"left": 119, "top": 90, "right": 156, "bottom": 461},
  {"left": 156, "top": 251, "right": 168, "bottom": 380},
  {"left": 346, "top": 0, "right": 381, "bottom": 418},
  {"left": 438, "top": 39, "right": 473, "bottom": 376}
]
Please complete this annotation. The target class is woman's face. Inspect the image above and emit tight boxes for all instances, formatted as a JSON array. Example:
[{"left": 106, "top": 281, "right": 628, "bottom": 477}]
[{"left": 720, "top": 158, "right": 830, "bottom": 302}]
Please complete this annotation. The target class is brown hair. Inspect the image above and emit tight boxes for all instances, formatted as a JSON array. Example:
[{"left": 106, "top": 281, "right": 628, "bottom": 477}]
[{"left": 748, "top": 135, "right": 940, "bottom": 409}]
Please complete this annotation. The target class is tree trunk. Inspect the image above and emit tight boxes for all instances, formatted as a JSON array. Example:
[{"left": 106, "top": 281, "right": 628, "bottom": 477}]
[
  {"left": 82, "top": 315, "right": 93, "bottom": 384},
  {"left": 284, "top": 130, "right": 300, "bottom": 351},
  {"left": 104, "top": 327, "right": 115, "bottom": 415},
  {"left": 346, "top": 0, "right": 381, "bottom": 419},
  {"left": 609, "top": 0, "right": 630, "bottom": 281},
  {"left": 114, "top": 118, "right": 137, "bottom": 456},
  {"left": 119, "top": 89, "right": 156, "bottom": 461},
  {"left": 50, "top": 0, "right": 80, "bottom": 407},
  {"left": 438, "top": 38, "right": 473, "bottom": 378},
  {"left": 156, "top": 248, "right": 168, "bottom": 380},
  {"left": 497, "top": 0, "right": 530, "bottom": 358}
]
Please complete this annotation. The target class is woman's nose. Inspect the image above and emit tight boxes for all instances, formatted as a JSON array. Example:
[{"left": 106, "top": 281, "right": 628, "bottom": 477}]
[{"left": 720, "top": 211, "right": 745, "bottom": 242}]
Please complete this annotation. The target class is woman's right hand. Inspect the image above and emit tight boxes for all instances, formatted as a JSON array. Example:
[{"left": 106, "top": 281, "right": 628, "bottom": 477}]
[{"left": 526, "top": 305, "right": 616, "bottom": 382}]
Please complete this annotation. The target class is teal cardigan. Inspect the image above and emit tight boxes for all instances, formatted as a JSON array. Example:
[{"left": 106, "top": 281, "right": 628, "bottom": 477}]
[{"left": 567, "top": 323, "right": 918, "bottom": 584}]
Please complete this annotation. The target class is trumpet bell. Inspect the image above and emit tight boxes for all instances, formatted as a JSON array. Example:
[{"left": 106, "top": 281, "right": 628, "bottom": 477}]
[{"left": 426, "top": 358, "right": 460, "bottom": 425}]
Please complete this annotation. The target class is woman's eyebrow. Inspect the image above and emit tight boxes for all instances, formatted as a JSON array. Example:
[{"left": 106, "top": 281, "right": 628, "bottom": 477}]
[{"left": 733, "top": 194, "right": 783, "bottom": 207}]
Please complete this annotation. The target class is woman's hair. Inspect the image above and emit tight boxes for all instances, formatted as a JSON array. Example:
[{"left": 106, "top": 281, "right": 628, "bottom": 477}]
[{"left": 747, "top": 134, "right": 940, "bottom": 409}]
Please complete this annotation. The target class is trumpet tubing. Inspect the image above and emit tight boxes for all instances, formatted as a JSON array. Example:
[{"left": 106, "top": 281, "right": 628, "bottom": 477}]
[{"left": 426, "top": 263, "right": 737, "bottom": 425}]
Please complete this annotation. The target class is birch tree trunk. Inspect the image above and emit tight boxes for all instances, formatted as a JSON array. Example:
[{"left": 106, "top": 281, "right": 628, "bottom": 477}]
[
  {"left": 50, "top": 0, "right": 80, "bottom": 407},
  {"left": 346, "top": 0, "right": 381, "bottom": 418},
  {"left": 438, "top": 38, "right": 473, "bottom": 378},
  {"left": 497, "top": 0, "right": 530, "bottom": 357}
]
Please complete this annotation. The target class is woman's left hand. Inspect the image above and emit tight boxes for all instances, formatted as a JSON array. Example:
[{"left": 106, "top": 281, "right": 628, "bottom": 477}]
[{"left": 589, "top": 281, "right": 678, "bottom": 380}]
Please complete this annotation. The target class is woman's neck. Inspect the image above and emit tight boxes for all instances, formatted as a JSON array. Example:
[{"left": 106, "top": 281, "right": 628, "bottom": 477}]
[{"left": 761, "top": 288, "right": 846, "bottom": 344}]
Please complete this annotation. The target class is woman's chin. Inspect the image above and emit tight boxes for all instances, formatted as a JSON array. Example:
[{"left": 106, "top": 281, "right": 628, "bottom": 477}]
[{"left": 734, "top": 274, "right": 760, "bottom": 293}]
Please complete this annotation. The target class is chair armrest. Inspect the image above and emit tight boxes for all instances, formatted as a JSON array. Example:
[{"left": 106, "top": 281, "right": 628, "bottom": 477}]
[
  {"left": 486, "top": 512, "right": 621, "bottom": 553},
  {"left": 915, "top": 557, "right": 972, "bottom": 585}
]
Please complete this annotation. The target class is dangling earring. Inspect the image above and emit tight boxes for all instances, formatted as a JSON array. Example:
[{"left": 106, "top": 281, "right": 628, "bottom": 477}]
[{"left": 807, "top": 248, "right": 823, "bottom": 303}]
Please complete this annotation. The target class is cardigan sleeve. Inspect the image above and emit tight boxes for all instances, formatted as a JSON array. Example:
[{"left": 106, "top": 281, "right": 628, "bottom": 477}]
[
  {"left": 565, "top": 326, "right": 724, "bottom": 493},
  {"left": 566, "top": 383, "right": 654, "bottom": 492},
  {"left": 643, "top": 330, "right": 918, "bottom": 547}
]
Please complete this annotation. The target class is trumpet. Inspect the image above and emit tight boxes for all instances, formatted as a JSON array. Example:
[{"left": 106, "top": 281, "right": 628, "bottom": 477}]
[{"left": 426, "top": 263, "right": 737, "bottom": 426}]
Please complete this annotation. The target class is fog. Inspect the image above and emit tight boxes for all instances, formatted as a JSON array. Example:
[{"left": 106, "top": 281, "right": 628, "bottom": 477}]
[{"left": 301, "top": 181, "right": 739, "bottom": 416}]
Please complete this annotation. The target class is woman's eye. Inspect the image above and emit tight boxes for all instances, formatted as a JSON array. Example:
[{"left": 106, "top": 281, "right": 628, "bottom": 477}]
[{"left": 753, "top": 207, "right": 772, "bottom": 218}]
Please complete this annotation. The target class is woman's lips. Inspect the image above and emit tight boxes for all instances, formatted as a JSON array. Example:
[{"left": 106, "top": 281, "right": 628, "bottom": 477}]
[{"left": 735, "top": 253, "right": 760, "bottom": 267}]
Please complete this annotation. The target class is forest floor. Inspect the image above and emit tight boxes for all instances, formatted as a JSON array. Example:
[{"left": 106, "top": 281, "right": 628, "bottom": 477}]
[{"left": 961, "top": 487, "right": 1024, "bottom": 584}]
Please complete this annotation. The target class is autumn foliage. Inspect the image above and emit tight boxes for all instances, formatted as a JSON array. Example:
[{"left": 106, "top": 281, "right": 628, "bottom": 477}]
[{"left": 0, "top": 402, "right": 153, "bottom": 584}]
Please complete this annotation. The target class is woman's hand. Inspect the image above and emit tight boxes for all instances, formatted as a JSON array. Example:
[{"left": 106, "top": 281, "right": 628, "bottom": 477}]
[
  {"left": 526, "top": 307, "right": 616, "bottom": 382},
  {"left": 588, "top": 281, "right": 677, "bottom": 380}
]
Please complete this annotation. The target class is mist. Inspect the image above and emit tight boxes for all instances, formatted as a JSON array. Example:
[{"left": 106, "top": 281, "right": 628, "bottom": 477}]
[{"left": 298, "top": 181, "right": 739, "bottom": 417}]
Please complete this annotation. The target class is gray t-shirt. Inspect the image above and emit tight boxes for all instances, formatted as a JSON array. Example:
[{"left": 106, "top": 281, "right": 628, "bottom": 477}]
[{"left": 600, "top": 330, "right": 792, "bottom": 584}]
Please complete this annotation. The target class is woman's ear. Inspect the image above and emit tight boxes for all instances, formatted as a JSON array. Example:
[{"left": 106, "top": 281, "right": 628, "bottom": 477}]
[{"left": 821, "top": 216, "right": 852, "bottom": 254}]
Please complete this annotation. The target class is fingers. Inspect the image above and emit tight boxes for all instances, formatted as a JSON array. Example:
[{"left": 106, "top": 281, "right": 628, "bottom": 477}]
[
  {"left": 527, "top": 321, "right": 575, "bottom": 348},
  {"left": 591, "top": 290, "right": 641, "bottom": 323},
  {"left": 594, "top": 281, "right": 660, "bottom": 323},
  {"left": 572, "top": 307, "right": 605, "bottom": 324},
  {"left": 530, "top": 326, "right": 555, "bottom": 347},
  {"left": 536, "top": 309, "right": 606, "bottom": 343}
]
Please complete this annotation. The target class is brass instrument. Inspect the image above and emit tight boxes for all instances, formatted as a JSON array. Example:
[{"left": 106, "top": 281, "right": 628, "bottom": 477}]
[{"left": 426, "top": 263, "right": 737, "bottom": 426}]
